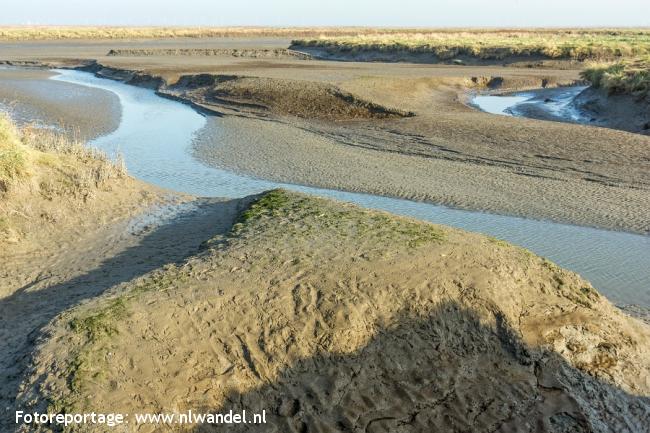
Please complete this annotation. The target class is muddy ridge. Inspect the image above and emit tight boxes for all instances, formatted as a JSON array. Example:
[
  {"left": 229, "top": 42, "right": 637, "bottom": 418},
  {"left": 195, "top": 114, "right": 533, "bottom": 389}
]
[
  {"left": 169, "top": 74, "right": 415, "bottom": 120},
  {"left": 16, "top": 190, "right": 650, "bottom": 433},
  {"left": 107, "top": 48, "right": 313, "bottom": 60}
]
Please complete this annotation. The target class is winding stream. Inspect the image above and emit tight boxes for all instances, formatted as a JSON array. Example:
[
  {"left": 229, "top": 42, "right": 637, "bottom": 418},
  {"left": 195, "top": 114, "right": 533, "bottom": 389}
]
[{"left": 7, "top": 69, "right": 645, "bottom": 306}]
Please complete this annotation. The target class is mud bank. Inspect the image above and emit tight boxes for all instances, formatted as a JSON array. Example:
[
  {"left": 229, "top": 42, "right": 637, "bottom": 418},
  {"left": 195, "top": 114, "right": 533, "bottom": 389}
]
[
  {"left": 168, "top": 74, "right": 414, "bottom": 120},
  {"left": 2, "top": 40, "right": 649, "bottom": 433},
  {"left": 81, "top": 62, "right": 412, "bottom": 120},
  {"left": 572, "top": 87, "right": 650, "bottom": 135},
  {"left": 2, "top": 67, "right": 649, "bottom": 433},
  {"left": 471, "top": 84, "right": 650, "bottom": 136},
  {"left": 0, "top": 67, "right": 121, "bottom": 140},
  {"left": 471, "top": 86, "right": 588, "bottom": 123}
]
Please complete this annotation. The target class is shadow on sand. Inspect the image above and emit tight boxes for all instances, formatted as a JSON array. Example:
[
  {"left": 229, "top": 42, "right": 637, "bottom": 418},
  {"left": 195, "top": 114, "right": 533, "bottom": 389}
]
[
  {"left": 0, "top": 197, "right": 247, "bottom": 431},
  {"left": 195, "top": 301, "right": 650, "bottom": 433}
]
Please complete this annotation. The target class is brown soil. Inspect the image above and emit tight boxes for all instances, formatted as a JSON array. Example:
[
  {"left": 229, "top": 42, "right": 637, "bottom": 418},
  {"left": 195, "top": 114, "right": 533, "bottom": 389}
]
[{"left": 16, "top": 190, "right": 650, "bottom": 433}]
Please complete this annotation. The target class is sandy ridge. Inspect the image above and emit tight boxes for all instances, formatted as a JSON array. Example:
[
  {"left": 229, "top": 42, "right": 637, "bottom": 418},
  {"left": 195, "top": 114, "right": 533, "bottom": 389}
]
[{"left": 15, "top": 190, "right": 650, "bottom": 433}]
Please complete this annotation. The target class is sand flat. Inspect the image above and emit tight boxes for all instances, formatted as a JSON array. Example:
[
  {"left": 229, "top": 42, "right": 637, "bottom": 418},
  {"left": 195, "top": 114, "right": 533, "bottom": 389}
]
[
  {"left": 1, "top": 36, "right": 649, "bottom": 433},
  {"left": 0, "top": 68, "right": 121, "bottom": 140}
]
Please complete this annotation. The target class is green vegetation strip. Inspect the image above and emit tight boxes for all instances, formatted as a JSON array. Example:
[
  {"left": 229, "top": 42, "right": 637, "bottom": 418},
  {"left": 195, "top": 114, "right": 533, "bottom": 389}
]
[{"left": 232, "top": 189, "right": 445, "bottom": 247}]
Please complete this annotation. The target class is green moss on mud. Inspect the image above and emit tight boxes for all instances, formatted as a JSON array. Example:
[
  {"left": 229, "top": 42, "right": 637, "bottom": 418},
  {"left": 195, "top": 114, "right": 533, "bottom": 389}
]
[
  {"left": 69, "top": 297, "right": 127, "bottom": 343},
  {"left": 231, "top": 189, "right": 445, "bottom": 248}
]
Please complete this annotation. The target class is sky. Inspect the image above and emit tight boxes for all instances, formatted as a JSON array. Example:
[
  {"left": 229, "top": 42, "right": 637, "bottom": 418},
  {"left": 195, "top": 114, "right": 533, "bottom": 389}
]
[{"left": 2, "top": 0, "right": 649, "bottom": 27}]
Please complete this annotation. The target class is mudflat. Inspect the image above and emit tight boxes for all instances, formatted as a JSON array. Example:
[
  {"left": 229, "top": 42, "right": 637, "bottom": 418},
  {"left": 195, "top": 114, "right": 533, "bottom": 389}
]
[
  {"left": 2, "top": 37, "right": 649, "bottom": 233},
  {"left": 0, "top": 68, "right": 120, "bottom": 140}
]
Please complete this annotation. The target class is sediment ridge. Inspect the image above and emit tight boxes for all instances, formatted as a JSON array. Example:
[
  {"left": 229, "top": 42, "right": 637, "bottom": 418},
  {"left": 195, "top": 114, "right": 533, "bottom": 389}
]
[
  {"left": 107, "top": 48, "right": 313, "bottom": 59},
  {"left": 79, "top": 61, "right": 414, "bottom": 120}
]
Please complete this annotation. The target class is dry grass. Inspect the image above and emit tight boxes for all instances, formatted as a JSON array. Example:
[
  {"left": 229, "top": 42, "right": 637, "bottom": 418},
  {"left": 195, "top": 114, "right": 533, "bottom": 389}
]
[
  {"left": 581, "top": 57, "right": 650, "bottom": 97},
  {"left": 0, "top": 114, "right": 126, "bottom": 194},
  {"left": 1, "top": 26, "right": 648, "bottom": 46},
  {"left": 0, "top": 26, "right": 438, "bottom": 41},
  {"left": 1, "top": 114, "right": 129, "bottom": 242},
  {"left": 0, "top": 115, "right": 27, "bottom": 189},
  {"left": 292, "top": 29, "right": 650, "bottom": 61}
]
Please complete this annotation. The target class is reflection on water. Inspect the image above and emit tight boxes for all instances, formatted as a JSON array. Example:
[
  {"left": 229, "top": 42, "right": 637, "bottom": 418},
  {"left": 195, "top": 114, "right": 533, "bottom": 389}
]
[
  {"left": 45, "top": 70, "right": 650, "bottom": 306},
  {"left": 471, "top": 94, "right": 530, "bottom": 116},
  {"left": 472, "top": 86, "right": 589, "bottom": 122}
]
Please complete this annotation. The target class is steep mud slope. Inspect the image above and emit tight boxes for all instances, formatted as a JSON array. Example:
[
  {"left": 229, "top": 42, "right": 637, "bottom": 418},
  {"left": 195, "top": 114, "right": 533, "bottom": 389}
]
[
  {"left": 573, "top": 87, "right": 650, "bottom": 135},
  {"left": 18, "top": 190, "right": 650, "bottom": 432}
]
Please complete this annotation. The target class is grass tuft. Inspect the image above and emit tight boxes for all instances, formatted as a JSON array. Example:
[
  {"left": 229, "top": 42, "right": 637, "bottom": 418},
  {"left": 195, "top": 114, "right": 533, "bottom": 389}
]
[
  {"left": 239, "top": 189, "right": 291, "bottom": 223},
  {"left": 69, "top": 298, "right": 128, "bottom": 343},
  {"left": 0, "top": 116, "right": 127, "bottom": 195},
  {"left": 0, "top": 114, "right": 27, "bottom": 188},
  {"left": 1, "top": 115, "right": 130, "bottom": 243}
]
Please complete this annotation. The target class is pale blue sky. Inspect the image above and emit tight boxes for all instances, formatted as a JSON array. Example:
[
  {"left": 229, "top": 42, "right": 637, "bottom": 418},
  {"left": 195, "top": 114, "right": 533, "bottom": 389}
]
[{"left": 3, "top": 0, "right": 649, "bottom": 27}]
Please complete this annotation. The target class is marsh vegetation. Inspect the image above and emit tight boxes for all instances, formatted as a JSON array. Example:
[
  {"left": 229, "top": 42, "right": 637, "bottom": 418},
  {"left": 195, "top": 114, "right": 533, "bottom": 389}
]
[
  {"left": 582, "top": 56, "right": 650, "bottom": 97},
  {"left": 0, "top": 26, "right": 498, "bottom": 41},
  {"left": 293, "top": 29, "right": 650, "bottom": 61}
]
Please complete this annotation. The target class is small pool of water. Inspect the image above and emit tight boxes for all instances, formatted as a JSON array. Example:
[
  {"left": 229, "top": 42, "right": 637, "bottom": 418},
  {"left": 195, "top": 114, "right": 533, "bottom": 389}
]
[
  {"left": 25, "top": 69, "right": 645, "bottom": 306},
  {"left": 472, "top": 86, "right": 589, "bottom": 122},
  {"left": 471, "top": 94, "right": 531, "bottom": 116}
]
